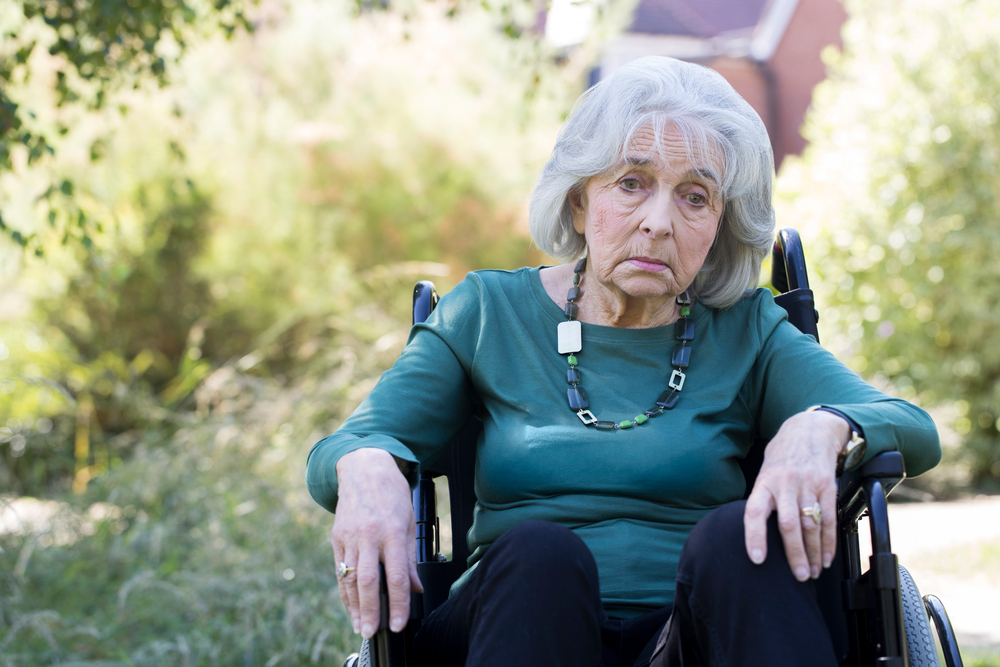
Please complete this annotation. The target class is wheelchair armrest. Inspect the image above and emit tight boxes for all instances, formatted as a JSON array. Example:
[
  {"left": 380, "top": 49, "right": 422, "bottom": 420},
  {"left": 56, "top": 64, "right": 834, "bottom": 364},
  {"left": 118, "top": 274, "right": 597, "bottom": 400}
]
[{"left": 837, "top": 451, "right": 906, "bottom": 526}]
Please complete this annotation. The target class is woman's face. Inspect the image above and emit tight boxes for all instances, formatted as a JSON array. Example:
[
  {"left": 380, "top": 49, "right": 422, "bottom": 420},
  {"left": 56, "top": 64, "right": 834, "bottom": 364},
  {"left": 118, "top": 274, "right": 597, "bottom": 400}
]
[{"left": 571, "top": 124, "right": 724, "bottom": 301}]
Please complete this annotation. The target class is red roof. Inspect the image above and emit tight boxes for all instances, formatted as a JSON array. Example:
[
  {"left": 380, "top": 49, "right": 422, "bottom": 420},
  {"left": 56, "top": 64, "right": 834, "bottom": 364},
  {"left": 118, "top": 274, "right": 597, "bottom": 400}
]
[{"left": 630, "top": 0, "right": 771, "bottom": 37}]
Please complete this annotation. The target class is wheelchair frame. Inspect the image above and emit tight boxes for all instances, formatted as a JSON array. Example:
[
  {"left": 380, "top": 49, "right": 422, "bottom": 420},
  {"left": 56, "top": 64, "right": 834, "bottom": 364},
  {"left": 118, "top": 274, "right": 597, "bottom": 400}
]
[{"left": 346, "top": 228, "right": 963, "bottom": 667}]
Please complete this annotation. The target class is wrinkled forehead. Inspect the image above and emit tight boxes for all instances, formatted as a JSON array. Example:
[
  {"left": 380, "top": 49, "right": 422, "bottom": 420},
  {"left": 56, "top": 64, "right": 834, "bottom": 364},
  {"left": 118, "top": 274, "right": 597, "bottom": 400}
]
[{"left": 619, "top": 119, "right": 727, "bottom": 189}]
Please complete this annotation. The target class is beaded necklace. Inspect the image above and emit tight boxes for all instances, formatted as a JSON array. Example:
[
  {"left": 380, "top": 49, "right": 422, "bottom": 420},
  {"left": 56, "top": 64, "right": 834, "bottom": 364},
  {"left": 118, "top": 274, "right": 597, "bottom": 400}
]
[{"left": 557, "top": 257, "right": 695, "bottom": 430}]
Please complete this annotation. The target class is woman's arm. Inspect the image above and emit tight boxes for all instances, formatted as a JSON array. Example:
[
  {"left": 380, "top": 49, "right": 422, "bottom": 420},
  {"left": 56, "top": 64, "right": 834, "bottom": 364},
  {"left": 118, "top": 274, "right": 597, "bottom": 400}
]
[
  {"left": 744, "top": 410, "right": 847, "bottom": 581},
  {"left": 333, "top": 448, "right": 422, "bottom": 638},
  {"left": 740, "top": 293, "right": 941, "bottom": 581},
  {"left": 307, "top": 275, "right": 486, "bottom": 637}
]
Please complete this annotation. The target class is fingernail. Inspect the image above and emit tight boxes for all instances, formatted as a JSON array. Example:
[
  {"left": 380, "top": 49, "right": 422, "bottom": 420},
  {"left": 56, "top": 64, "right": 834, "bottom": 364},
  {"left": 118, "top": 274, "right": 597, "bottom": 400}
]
[
  {"left": 795, "top": 567, "right": 809, "bottom": 582},
  {"left": 361, "top": 623, "right": 374, "bottom": 639},
  {"left": 352, "top": 619, "right": 360, "bottom": 635},
  {"left": 823, "top": 555, "right": 832, "bottom": 569},
  {"left": 811, "top": 565, "right": 820, "bottom": 579},
  {"left": 751, "top": 549, "right": 764, "bottom": 565},
  {"left": 390, "top": 617, "right": 404, "bottom": 633}
]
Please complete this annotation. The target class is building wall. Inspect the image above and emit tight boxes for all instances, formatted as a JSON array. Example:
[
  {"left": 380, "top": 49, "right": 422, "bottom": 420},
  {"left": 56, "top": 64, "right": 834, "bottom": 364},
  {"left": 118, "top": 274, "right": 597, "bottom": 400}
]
[
  {"left": 702, "top": 56, "right": 772, "bottom": 150},
  {"left": 764, "top": 0, "right": 848, "bottom": 165}
]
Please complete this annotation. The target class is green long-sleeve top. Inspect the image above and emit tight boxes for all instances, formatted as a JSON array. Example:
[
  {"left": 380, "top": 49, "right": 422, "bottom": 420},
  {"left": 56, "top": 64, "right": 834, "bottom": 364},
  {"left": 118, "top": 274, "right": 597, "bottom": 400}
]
[{"left": 306, "top": 267, "right": 941, "bottom": 617}]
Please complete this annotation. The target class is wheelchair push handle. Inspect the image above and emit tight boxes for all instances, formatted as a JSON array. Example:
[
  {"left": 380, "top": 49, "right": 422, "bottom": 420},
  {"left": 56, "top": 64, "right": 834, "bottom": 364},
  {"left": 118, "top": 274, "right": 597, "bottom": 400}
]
[
  {"left": 772, "top": 227, "right": 811, "bottom": 293},
  {"left": 412, "top": 281, "right": 439, "bottom": 326},
  {"left": 371, "top": 564, "right": 407, "bottom": 667},
  {"left": 771, "top": 227, "right": 820, "bottom": 342}
]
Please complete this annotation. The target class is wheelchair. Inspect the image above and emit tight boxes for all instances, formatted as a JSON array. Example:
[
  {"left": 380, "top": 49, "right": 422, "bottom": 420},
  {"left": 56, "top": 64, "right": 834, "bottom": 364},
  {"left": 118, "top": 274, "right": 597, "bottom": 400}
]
[{"left": 344, "top": 228, "right": 963, "bottom": 667}]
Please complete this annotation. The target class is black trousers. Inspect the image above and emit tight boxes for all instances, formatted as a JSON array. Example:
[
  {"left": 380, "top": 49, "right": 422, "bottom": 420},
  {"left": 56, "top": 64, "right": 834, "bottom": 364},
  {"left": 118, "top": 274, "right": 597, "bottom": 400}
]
[{"left": 412, "top": 501, "right": 848, "bottom": 667}]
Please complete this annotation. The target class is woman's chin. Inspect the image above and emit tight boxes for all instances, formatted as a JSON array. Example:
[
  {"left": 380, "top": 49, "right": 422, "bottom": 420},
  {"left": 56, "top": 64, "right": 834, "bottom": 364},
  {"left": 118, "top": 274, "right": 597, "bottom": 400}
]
[{"left": 613, "top": 275, "right": 680, "bottom": 300}]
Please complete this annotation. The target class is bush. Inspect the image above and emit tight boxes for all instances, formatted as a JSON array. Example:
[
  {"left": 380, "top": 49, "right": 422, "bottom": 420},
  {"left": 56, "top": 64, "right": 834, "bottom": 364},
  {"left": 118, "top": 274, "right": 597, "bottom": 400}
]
[
  {"left": 0, "top": 0, "right": 571, "bottom": 496},
  {"left": 776, "top": 0, "right": 1000, "bottom": 487}
]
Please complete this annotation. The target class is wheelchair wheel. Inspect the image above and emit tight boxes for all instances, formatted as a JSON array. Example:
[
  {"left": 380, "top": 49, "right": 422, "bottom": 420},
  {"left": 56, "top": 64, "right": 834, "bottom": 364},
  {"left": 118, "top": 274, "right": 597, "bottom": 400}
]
[
  {"left": 899, "top": 565, "right": 940, "bottom": 667},
  {"left": 342, "top": 639, "right": 371, "bottom": 667}
]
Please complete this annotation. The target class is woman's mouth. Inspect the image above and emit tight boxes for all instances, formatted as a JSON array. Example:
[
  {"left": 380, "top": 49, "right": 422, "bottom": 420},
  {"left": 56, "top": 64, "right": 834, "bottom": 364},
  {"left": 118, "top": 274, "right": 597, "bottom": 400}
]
[{"left": 628, "top": 257, "right": 668, "bottom": 272}]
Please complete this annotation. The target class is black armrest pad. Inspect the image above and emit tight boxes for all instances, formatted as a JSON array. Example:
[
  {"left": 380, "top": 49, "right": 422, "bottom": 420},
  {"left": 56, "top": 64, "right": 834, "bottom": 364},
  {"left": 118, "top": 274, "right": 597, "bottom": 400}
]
[{"left": 837, "top": 451, "right": 906, "bottom": 523}]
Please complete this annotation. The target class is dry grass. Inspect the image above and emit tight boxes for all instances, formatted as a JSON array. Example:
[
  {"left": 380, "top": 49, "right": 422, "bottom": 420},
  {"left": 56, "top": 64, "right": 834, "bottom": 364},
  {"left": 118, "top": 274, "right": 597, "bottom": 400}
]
[{"left": 0, "top": 362, "right": 390, "bottom": 666}]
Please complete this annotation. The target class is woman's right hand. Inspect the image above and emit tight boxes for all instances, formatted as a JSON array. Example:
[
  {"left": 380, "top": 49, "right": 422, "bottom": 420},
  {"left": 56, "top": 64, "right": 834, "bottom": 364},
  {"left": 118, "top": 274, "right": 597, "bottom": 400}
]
[{"left": 332, "top": 447, "right": 423, "bottom": 638}]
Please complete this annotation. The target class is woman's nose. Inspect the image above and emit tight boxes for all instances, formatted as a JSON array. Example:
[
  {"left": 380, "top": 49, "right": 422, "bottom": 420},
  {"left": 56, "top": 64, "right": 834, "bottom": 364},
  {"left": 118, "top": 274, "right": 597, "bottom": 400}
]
[{"left": 639, "top": 194, "right": 674, "bottom": 238}]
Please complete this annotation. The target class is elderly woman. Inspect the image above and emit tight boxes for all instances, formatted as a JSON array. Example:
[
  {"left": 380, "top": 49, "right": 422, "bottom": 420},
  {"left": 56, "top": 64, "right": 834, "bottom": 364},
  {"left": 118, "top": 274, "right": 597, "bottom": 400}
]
[{"left": 306, "top": 57, "right": 940, "bottom": 667}]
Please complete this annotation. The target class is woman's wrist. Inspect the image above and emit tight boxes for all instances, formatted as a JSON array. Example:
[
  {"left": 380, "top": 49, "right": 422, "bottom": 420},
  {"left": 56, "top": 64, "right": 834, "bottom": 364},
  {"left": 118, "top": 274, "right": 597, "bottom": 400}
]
[
  {"left": 799, "top": 408, "right": 852, "bottom": 457},
  {"left": 336, "top": 447, "right": 407, "bottom": 483},
  {"left": 805, "top": 406, "right": 868, "bottom": 472}
]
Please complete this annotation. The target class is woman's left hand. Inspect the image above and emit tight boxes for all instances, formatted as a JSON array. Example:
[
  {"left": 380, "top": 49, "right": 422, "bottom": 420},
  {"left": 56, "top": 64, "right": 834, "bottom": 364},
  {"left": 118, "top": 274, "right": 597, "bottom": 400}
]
[{"left": 743, "top": 410, "right": 850, "bottom": 581}]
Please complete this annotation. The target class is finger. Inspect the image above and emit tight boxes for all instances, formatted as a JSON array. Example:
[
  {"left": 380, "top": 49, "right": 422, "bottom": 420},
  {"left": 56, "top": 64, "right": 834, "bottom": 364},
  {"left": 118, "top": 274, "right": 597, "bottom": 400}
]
[
  {"left": 405, "top": 521, "right": 424, "bottom": 594},
  {"left": 339, "top": 543, "right": 362, "bottom": 635},
  {"left": 410, "top": 556, "right": 424, "bottom": 593},
  {"left": 356, "top": 543, "right": 382, "bottom": 638},
  {"left": 776, "top": 490, "right": 810, "bottom": 582},
  {"left": 382, "top": 540, "right": 412, "bottom": 633},
  {"left": 331, "top": 529, "right": 353, "bottom": 624},
  {"left": 743, "top": 485, "right": 775, "bottom": 565},
  {"left": 799, "top": 496, "right": 822, "bottom": 579},
  {"left": 820, "top": 485, "right": 838, "bottom": 569}
]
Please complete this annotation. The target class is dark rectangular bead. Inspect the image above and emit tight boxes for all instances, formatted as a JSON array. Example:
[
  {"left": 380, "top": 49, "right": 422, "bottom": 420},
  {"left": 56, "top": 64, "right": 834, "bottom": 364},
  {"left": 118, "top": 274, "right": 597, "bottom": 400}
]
[
  {"left": 656, "top": 389, "right": 679, "bottom": 409},
  {"left": 564, "top": 303, "right": 578, "bottom": 319},
  {"left": 675, "top": 318, "right": 694, "bottom": 341},
  {"left": 644, "top": 408, "right": 664, "bottom": 417},
  {"left": 567, "top": 386, "right": 589, "bottom": 410},
  {"left": 567, "top": 286, "right": 581, "bottom": 302},
  {"left": 574, "top": 258, "right": 587, "bottom": 273},
  {"left": 594, "top": 421, "right": 617, "bottom": 430},
  {"left": 566, "top": 368, "right": 581, "bottom": 384},
  {"left": 672, "top": 344, "right": 691, "bottom": 368}
]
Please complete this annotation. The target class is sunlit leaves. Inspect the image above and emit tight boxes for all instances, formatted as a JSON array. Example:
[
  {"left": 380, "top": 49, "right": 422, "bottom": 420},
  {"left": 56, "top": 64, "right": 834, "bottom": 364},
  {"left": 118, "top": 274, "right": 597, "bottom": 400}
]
[
  {"left": 0, "top": 0, "right": 253, "bottom": 253},
  {"left": 779, "top": 0, "right": 1000, "bottom": 484}
]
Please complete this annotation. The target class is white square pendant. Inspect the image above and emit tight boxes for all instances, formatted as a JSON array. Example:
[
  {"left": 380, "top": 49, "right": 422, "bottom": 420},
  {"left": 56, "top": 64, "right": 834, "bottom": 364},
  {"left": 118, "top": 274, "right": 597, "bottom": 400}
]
[{"left": 557, "top": 320, "right": 582, "bottom": 354}]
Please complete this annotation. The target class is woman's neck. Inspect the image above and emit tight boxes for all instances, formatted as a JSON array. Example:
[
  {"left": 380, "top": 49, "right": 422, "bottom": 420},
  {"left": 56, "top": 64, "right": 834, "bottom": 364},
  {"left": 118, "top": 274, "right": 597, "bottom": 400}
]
[{"left": 539, "top": 263, "right": 684, "bottom": 329}]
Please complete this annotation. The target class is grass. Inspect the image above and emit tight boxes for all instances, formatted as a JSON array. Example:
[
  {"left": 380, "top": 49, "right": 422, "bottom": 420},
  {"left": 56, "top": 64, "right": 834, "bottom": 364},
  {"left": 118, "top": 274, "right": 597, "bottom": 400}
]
[
  {"left": 0, "top": 368, "right": 371, "bottom": 666},
  {"left": 965, "top": 649, "right": 1000, "bottom": 667},
  {"left": 914, "top": 540, "right": 1000, "bottom": 585}
]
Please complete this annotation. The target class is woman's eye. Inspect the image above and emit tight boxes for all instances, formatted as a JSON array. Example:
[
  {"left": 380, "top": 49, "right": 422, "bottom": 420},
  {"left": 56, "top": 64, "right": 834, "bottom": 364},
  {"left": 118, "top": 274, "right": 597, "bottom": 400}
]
[
  {"left": 620, "top": 177, "right": 642, "bottom": 191},
  {"left": 685, "top": 192, "right": 707, "bottom": 206}
]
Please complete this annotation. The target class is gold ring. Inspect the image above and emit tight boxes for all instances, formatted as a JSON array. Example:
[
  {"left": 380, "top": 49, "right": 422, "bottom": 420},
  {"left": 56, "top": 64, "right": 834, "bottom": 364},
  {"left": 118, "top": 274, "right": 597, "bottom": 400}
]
[
  {"left": 801, "top": 502, "right": 822, "bottom": 525},
  {"left": 337, "top": 562, "right": 357, "bottom": 579}
]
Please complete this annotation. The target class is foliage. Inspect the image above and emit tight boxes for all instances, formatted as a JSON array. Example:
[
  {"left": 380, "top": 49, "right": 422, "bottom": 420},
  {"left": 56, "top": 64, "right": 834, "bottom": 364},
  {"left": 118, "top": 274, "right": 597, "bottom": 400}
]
[
  {"left": 0, "top": 0, "right": 573, "bottom": 500},
  {"left": 0, "top": 0, "right": 253, "bottom": 253},
  {"left": 776, "top": 0, "right": 1000, "bottom": 486},
  {"left": 0, "top": 0, "right": 586, "bottom": 661},
  {"left": 0, "top": 360, "right": 388, "bottom": 666}
]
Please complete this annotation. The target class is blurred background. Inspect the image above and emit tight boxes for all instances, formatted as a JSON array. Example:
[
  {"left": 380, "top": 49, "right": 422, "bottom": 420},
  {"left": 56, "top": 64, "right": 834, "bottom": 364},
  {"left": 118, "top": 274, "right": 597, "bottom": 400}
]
[{"left": 0, "top": 0, "right": 998, "bottom": 664}]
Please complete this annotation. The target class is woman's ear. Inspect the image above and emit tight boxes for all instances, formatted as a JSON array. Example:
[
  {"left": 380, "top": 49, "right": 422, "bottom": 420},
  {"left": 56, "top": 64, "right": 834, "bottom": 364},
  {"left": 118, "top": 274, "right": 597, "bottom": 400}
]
[{"left": 569, "top": 187, "right": 587, "bottom": 235}]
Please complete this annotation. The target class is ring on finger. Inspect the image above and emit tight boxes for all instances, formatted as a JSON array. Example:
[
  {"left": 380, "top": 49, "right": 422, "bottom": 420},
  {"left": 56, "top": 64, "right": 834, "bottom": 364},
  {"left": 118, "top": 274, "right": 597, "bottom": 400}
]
[
  {"left": 800, "top": 501, "right": 822, "bottom": 526},
  {"left": 337, "top": 562, "right": 357, "bottom": 579}
]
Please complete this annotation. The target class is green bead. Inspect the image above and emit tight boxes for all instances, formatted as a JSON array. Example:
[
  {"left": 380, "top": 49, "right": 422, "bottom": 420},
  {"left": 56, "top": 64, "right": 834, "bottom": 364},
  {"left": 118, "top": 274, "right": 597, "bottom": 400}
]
[
  {"left": 573, "top": 273, "right": 580, "bottom": 286},
  {"left": 680, "top": 306, "right": 691, "bottom": 317},
  {"left": 619, "top": 420, "right": 633, "bottom": 429},
  {"left": 634, "top": 414, "right": 648, "bottom": 425},
  {"left": 568, "top": 355, "right": 578, "bottom": 366}
]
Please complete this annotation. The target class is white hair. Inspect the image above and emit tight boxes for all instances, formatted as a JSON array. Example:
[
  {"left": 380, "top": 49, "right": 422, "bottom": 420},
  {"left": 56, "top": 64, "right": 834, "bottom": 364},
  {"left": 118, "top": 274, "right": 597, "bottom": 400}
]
[{"left": 529, "top": 56, "right": 775, "bottom": 309}]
